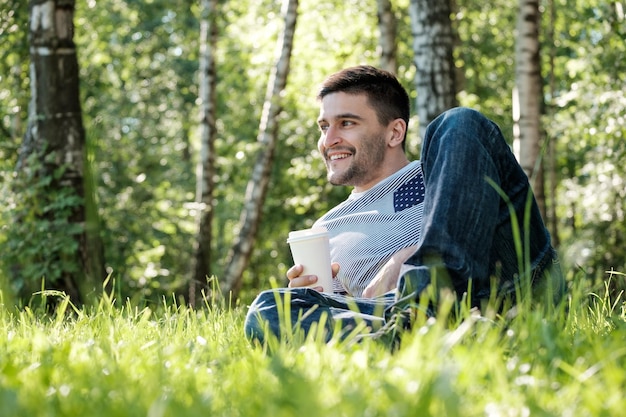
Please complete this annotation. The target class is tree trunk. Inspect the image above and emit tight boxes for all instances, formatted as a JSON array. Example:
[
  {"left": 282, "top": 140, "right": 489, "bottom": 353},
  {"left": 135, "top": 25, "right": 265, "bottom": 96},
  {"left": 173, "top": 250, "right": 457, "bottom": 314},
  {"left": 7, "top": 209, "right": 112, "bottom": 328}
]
[
  {"left": 221, "top": 0, "right": 299, "bottom": 300},
  {"left": 409, "top": 0, "right": 459, "bottom": 140},
  {"left": 514, "top": 0, "right": 546, "bottom": 217},
  {"left": 546, "top": 0, "right": 559, "bottom": 246},
  {"left": 20, "top": 0, "right": 104, "bottom": 303},
  {"left": 377, "top": 0, "right": 397, "bottom": 73},
  {"left": 190, "top": 0, "right": 219, "bottom": 306}
]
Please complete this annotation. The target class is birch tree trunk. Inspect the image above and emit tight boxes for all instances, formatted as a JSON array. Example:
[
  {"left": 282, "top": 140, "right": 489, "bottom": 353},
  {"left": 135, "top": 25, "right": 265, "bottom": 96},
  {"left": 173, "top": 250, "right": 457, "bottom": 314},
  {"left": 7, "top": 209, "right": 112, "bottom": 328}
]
[
  {"left": 377, "top": 0, "right": 397, "bottom": 73},
  {"left": 409, "top": 0, "right": 458, "bottom": 140},
  {"left": 546, "top": 0, "right": 559, "bottom": 245},
  {"left": 20, "top": 0, "right": 103, "bottom": 303},
  {"left": 221, "top": 0, "right": 299, "bottom": 300},
  {"left": 190, "top": 0, "right": 219, "bottom": 305},
  {"left": 514, "top": 0, "right": 546, "bottom": 217}
]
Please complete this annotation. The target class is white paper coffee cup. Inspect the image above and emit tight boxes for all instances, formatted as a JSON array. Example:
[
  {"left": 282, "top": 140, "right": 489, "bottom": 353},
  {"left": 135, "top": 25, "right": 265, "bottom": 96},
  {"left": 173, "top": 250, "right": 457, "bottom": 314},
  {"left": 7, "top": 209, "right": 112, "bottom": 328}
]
[{"left": 286, "top": 227, "right": 333, "bottom": 293}]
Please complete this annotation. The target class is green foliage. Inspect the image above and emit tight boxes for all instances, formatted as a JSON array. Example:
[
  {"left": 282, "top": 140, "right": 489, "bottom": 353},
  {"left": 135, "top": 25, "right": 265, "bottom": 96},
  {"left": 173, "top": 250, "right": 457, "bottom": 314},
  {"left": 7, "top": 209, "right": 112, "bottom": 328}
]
[
  {"left": 546, "top": 0, "right": 626, "bottom": 281},
  {"left": 1, "top": 0, "right": 624, "bottom": 303},
  {"left": 455, "top": 0, "right": 517, "bottom": 135},
  {"left": 1, "top": 274, "right": 625, "bottom": 416},
  {"left": 0, "top": 0, "right": 29, "bottom": 177},
  {"left": 72, "top": 0, "right": 390, "bottom": 302},
  {"left": 75, "top": 0, "right": 201, "bottom": 298},
  {"left": 0, "top": 150, "right": 84, "bottom": 299}
]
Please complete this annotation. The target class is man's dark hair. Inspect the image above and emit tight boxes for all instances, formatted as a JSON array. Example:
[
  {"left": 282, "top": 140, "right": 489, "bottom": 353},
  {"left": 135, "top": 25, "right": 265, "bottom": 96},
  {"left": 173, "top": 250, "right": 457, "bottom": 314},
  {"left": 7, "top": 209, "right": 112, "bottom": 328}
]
[{"left": 317, "top": 65, "right": 410, "bottom": 145}]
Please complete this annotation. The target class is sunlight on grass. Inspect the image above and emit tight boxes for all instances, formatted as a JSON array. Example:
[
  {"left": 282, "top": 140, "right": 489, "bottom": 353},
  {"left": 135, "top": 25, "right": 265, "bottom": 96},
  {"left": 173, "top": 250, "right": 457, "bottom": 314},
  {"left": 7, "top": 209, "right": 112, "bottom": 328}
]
[{"left": 1, "top": 272, "right": 626, "bottom": 416}]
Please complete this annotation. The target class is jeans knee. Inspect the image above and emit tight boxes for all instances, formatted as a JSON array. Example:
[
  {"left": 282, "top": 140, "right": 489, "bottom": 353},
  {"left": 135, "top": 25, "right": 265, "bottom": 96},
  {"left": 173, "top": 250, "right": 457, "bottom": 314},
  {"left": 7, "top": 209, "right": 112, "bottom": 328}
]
[
  {"left": 243, "top": 309, "right": 265, "bottom": 344},
  {"left": 441, "top": 106, "right": 478, "bottom": 119},
  {"left": 243, "top": 290, "right": 279, "bottom": 344},
  {"left": 427, "top": 107, "right": 490, "bottom": 136},
  {"left": 422, "top": 107, "right": 508, "bottom": 170}
]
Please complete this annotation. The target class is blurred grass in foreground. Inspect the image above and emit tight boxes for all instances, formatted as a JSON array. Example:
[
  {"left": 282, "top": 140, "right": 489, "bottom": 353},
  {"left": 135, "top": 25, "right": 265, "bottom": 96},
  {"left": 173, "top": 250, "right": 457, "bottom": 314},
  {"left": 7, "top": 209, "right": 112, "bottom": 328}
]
[{"left": 1, "top": 271, "right": 625, "bottom": 417}]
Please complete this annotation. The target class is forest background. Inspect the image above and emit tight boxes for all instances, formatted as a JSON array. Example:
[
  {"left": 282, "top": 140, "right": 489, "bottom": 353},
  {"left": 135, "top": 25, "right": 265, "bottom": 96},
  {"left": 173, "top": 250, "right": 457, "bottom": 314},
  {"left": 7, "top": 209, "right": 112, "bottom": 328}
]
[{"left": 0, "top": 0, "right": 625, "bottom": 307}]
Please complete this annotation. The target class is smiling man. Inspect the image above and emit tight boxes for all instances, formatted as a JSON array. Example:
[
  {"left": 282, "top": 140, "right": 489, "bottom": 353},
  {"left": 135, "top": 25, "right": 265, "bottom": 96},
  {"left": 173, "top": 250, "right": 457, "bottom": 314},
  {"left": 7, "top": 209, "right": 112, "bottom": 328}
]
[
  {"left": 317, "top": 91, "right": 408, "bottom": 192},
  {"left": 244, "top": 65, "right": 564, "bottom": 346}
]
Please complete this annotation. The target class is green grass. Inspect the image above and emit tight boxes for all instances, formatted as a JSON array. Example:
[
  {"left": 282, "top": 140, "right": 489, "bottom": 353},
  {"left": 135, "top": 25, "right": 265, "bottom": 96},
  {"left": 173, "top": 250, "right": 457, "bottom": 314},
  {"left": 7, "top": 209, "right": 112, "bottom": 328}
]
[{"left": 1, "top": 273, "right": 626, "bottom": 417}]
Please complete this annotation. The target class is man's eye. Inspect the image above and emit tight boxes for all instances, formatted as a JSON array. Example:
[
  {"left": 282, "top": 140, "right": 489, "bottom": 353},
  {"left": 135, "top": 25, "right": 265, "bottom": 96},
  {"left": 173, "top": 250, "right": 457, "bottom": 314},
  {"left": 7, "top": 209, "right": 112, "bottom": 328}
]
[
  {"left": 319, "top": 124, "right": 329, "bottom": 132},
  {"left": 342, "top": 120, "right": 354, "bottom": 126}
]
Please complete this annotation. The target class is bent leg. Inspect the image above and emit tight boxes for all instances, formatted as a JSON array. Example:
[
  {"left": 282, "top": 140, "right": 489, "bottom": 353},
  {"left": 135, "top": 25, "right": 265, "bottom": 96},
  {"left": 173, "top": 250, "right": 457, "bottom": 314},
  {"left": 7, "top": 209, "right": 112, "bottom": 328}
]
[
  {"left": 400, "top": 107, "right": 562, "bottom": 307},
  {"left": 244, "top": 288, "right": 392, "bottom": 345}
]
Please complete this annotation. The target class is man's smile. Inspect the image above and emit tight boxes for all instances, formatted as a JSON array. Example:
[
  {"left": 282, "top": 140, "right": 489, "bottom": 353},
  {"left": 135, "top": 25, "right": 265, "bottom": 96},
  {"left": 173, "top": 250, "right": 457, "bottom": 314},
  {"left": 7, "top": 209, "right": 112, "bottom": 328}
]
[{"left": 328, "top": 152, "right": 352, "bottom": 161}]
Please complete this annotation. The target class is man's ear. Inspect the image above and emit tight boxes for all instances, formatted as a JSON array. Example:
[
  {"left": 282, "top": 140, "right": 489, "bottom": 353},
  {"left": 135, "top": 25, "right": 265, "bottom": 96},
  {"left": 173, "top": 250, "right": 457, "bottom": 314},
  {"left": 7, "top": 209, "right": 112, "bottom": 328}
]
[{"left": 388, "top": 118, "right": 407, "bottom": 148}]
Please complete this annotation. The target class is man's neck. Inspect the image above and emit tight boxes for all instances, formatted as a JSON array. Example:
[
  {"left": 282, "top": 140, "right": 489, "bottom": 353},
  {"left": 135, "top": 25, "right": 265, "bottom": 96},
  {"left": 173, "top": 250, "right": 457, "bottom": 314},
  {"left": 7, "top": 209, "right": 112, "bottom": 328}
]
[{"left": 352, "top": 158, "right": 412, "bottom": 194}]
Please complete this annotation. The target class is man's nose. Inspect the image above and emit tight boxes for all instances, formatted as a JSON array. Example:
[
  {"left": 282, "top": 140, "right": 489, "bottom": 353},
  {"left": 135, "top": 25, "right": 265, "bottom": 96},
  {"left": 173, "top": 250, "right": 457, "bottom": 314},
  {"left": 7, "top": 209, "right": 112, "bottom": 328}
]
[{"left": 322, "top": 125, "right": 341, "bottom": 148}]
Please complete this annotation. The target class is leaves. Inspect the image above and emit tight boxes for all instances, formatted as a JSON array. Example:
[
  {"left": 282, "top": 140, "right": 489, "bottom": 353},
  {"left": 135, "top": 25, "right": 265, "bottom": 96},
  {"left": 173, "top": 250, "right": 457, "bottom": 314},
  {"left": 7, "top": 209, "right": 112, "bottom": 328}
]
[{"left": 1, "top": 0, "right": 624, "bottom": 302}]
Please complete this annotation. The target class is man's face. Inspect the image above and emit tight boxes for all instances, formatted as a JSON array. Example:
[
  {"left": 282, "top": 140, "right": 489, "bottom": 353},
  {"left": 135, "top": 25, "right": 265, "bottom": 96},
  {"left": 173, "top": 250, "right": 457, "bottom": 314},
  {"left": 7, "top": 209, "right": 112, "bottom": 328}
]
[{"left": 317, "top": 92, "right": 389, "bottom": 192}]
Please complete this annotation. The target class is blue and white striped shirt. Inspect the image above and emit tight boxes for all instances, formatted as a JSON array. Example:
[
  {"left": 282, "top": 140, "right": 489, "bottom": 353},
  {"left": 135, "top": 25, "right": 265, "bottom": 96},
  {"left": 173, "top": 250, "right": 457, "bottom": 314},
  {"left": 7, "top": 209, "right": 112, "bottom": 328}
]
[{"left": 314, "top": 161, "right": 425, "bottom": 296}]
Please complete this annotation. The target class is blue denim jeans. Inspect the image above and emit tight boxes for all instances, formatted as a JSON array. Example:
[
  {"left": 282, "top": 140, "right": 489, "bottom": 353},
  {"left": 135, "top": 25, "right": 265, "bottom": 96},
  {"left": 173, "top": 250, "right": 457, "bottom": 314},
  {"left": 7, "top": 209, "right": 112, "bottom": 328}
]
[
  {"left": 398, "top": 107, "right": 564, "bottom": 309},
  {"left": 244, "top": 288, "right": 394, "bottom": 344},
  {"left": 244, "top": 107, "right": 564, "bottom": 345}
]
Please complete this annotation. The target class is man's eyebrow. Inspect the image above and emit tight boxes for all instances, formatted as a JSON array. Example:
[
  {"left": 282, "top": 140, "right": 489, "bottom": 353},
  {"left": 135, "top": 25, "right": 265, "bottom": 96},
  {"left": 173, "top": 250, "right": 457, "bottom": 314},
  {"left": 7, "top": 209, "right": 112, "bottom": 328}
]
[
  {"left": 337, "top": 112, "right": 364, "bottom": 120},
  {"left": 317, "top": 113, "right": 364, "bottom": 123}
]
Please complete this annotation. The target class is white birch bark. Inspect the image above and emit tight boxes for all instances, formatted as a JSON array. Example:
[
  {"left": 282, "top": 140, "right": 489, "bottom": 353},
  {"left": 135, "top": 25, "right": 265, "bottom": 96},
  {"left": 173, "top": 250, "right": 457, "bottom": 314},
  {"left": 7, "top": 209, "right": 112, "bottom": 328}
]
[
  {"left": 190, "top": 0, "right": 219, "bottom": 304},
  {"left": 21, "top": 0, "right": 103, "bottom": 302},
  {"left": 221, "top": 0, "right": 299, "bottom": 299},
  {"left": 546, "top": 0, "right": 559, "bottom": 245},
  {"left": 377, "top": 0, "right": 397, "bottom": 73},
  {"left": 409, "top": 0, "right": 458, "bottom": 140},
  {"left": 514, "top": 0, "right": 545, "bottom": 215}
]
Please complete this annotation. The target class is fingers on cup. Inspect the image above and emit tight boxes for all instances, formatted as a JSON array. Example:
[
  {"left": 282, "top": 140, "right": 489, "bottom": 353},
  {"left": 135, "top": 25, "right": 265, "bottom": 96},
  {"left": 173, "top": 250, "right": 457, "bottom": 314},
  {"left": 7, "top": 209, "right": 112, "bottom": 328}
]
[
  {"left": 288, "top": 274, "right": 318, "bottom": 288},
  {"left": 286, "top": 264, "right": 304, "bottom": 280}
]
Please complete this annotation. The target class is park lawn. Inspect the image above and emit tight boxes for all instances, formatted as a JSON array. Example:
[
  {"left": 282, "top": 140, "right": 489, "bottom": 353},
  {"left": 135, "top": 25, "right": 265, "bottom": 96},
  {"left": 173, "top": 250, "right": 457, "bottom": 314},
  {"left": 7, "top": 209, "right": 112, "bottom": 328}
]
[{"left": 1, "top": 275, "right": 625, "bottom": 417}]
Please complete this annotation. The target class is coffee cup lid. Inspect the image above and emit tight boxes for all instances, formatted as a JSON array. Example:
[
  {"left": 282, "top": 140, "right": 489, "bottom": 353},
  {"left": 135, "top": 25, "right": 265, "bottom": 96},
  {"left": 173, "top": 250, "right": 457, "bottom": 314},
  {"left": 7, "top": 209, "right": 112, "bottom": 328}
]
[{"left": 287, "top": 227, "right": 328, "bottom": 242}]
